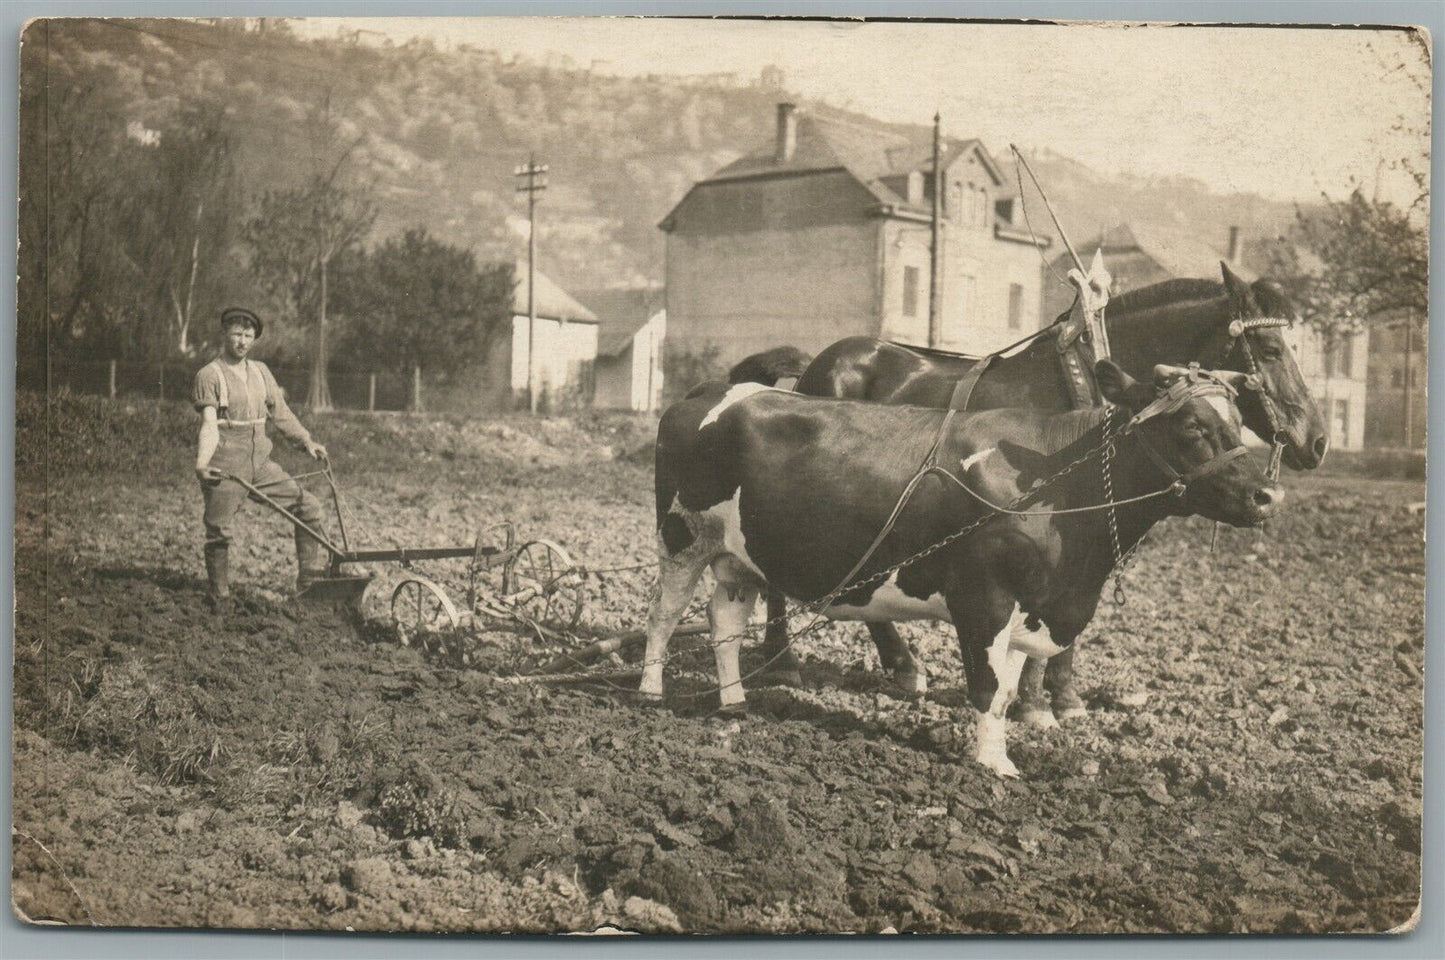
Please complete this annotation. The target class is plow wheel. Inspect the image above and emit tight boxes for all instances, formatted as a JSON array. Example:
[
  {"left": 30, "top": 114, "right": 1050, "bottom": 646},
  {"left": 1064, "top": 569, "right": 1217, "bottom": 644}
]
[
  {"left": 502, "top": 539, "right": 585, "bottom": 631},
  {"left": 391, "top": 576, "right": 461, "bottom": 648}
]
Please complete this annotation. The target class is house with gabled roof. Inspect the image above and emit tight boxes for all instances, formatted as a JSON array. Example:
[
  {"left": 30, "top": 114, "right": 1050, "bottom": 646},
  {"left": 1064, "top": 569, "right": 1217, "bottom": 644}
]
[
  {"left": 1047, "top": 224, "right": 1369, "bottom": 451},
  {"left": 504, "top": 262, "right": 599, "bottom": 410},
  {"left": 659, "top": 103, "right": 1051, "bottom": 365},
  {"left": 578, "top": 286, "right": 666, "bottom": 412}
]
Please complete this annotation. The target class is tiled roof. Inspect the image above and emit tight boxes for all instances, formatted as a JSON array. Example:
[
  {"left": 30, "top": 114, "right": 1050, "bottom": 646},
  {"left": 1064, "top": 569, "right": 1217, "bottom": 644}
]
[
  {"left": 576, "top": 287, "right": 666, "bottom": 356},
  {"left": 509, "top": 262, "right": 598, "bottom": 323},
  {"left": 1067, "top": 222, "right": 1258, "bottom": 283},
  {"left": 701, "top": 110, "right": 1003, "bottom": 215}
]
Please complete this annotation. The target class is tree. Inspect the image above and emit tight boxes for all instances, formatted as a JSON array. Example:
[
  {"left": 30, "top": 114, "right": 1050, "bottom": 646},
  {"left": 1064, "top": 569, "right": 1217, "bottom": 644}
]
[
  {"left": 333, "top": 228, "right": 515, "bottom": 402},
  {"left": 1259, "top": 187, "right": 1428, "bottom": 447},
  {"left": 1260, "top": 189, "right": 1427, "bottom": 340},
  {"left": 242, "top": 169, "right": 376, "bottom": 410},
  {"left": 122, "top": 101, "right": 237, "bottom": 356}
]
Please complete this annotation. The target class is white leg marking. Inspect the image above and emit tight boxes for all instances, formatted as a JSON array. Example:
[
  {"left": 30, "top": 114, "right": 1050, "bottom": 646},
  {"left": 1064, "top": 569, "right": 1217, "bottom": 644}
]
[
  {"left": 709, "top": 559, "right": 759, "bottom": 710},
  {"left": 976, "top": 606, "right": 1028, "bottom": 778},
  {"left": 640, "top": 528, "right": 713, "bottom": 700},
  {"left": 699, "top": 382, "right": 773, "bottom": 428}
]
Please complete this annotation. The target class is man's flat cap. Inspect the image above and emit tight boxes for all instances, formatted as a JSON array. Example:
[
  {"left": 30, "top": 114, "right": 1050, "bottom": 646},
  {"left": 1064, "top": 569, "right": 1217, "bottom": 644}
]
[{"left": 220, "top": 307, "right": 263, "bottom": 338}]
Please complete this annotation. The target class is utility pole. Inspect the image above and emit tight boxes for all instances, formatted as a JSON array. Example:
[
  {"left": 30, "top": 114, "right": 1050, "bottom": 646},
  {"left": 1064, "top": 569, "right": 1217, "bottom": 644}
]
[
  {"left": 515, "top": 155, "right": 549, "bottom": 413},
  {"left": 928, "top": 111, "right": 944, "bottom": 348}
]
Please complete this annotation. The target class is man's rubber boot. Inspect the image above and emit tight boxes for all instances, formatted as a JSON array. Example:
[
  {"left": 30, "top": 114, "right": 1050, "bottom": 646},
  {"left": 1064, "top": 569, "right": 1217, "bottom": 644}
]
[
  {"left": 294, "top": 531, "right": 328, "bottom": 594},
  {"left": 204, "top": 544, "right": 231, "bottom": 614}
]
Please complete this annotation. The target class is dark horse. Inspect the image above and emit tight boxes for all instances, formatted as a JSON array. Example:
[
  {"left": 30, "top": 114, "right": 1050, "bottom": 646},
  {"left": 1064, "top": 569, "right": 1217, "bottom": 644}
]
[{"left": 757, "top": 262, "right": 1328, "bottom": 724}]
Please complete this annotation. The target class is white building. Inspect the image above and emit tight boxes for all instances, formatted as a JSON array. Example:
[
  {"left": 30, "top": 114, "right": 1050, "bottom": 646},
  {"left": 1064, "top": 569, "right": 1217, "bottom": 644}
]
[
  {"left": 579, "top": 287, "right": 667, "bottom": 412},
  {"left": 507, "top": 263, "right": 599, "bottom": 409}
]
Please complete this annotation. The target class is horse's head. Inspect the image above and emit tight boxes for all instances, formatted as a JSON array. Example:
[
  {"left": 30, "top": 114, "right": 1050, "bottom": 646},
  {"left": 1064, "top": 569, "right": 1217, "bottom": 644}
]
[{"left": 1217, "top": 263, "right": 1330, "bottom": 469}]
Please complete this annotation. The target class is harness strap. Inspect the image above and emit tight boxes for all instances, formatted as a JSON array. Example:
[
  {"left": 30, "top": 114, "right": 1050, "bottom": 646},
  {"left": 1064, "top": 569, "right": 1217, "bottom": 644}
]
[
  {"left": 948, "top": 356, "right": 992, "bottom": 412},
  {"left": 1133, "top": 434, "right": 1251, "bottom": 486},
  {"left": 1054, "top": 317, "right": 1098, "bottom": 410}
]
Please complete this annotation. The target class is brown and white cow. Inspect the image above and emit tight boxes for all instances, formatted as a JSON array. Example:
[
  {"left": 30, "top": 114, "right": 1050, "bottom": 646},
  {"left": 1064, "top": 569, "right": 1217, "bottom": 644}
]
[{"left": 640, "top": 360, "right": 1283, "bottom": 777}]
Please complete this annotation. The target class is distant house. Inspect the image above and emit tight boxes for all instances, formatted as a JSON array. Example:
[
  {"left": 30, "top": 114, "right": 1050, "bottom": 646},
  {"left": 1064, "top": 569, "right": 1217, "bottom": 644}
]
[
  {"left": 660, "top": 103, "right": 1051, "bottom": 366},
  {"left": 579, "top": 287, "right": 667, "bottom": 412},
  {"left": 1365, "top": 317, "right": 1426, "bottom": 449},
  {"left": 505, "top": 263, "right": 599, "bottom": 410},
  {"left": 1048, "top": 224, "right": 1369, "bottom": 451}
]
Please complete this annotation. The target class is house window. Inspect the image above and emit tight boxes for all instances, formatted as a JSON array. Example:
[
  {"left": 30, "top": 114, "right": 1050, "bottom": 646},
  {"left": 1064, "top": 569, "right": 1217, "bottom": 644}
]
[
  {"left": 902, "top": 266, "right": 920, "bottom": 318},
  {"left": 974, "top": 186, "right": 988, "bottom": 228},
  {"left": 1332, "top": 399, "right": 1349, "bottom": 446},
  {"left": 1007, "top": 283, "right": 1024, "bottom": 330},
  {"left": 1324, "top": 335, "right": 1354, "bottom": 378},
  {"left": 961, "top": 275, "right": 978, "bottom": 324},
  {"left": 1392, "top": 368, "right": 1404, "bottom": 388}
]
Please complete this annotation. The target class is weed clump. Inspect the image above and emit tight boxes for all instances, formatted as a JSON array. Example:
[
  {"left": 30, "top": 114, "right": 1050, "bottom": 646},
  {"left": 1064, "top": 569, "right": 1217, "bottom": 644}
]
[
  {"left": 70, "top": 659, "right": 228, "bottom": 785},
  {"left": 375, "top": 760, "right": 466, "bottom": 847}
]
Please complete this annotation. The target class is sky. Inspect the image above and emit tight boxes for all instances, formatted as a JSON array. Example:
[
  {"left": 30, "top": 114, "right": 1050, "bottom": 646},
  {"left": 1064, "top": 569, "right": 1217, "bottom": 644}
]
[{"left": 288, "top": 16, "right": 1431, "bottom": 207}]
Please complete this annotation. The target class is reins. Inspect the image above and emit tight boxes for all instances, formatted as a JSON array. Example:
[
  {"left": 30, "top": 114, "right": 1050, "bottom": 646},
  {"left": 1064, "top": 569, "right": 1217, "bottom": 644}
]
[{"left": 825, "top": 369, "right": 1248, "bottom": 614}]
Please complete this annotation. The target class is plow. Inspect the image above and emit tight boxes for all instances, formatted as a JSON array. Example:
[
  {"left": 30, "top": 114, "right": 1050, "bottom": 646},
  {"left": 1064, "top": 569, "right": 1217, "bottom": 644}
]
[{"left": 235, "top": 463, "right": 691, "bottom": 673}]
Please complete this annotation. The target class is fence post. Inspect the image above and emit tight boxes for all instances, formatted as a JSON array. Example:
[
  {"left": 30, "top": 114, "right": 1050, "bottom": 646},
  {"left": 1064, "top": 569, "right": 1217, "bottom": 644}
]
[
  {"left": 412, "top": 365, "right": 424, "bottom": 413},
  {"left": 108, "top": 359, "right": 117, "bottom": 400},
  {"left": 368, "top": 372, "right": 377, "bottom": 412}
]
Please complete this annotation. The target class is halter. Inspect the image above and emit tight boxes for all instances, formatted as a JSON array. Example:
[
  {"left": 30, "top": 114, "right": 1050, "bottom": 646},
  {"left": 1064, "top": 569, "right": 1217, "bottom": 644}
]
[
  {"left": 1122, "top": 364, "right": 1252, "bottom": 491},
  {"left": 1103, "top": 364, "right": 1253, "bottom": 603}
]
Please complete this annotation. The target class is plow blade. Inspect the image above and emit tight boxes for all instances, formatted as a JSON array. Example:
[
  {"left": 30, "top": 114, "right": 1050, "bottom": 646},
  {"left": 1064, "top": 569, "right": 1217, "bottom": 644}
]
[{"left": 297, "top": 574, "right": 374, "bottom": 606}]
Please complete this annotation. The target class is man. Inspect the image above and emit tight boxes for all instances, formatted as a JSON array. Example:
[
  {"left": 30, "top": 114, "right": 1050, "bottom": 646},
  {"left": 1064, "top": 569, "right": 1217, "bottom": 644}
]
[{"left": 193, "top": 307, "right": 330, "bottom": 608}]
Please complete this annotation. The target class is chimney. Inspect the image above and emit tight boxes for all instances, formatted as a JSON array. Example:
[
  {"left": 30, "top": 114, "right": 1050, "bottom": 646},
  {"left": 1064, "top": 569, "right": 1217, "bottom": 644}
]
[
  {"left": 775, "top": 103, "right": 798, "bottom": 163},
  {"left": 1227, "top": 226, "right": 1242, "bottom": 263}
]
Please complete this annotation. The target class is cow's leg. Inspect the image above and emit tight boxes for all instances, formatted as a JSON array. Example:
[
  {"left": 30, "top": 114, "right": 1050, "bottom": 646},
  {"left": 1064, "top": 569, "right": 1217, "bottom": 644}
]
[
  {"left": 710, "top": 557, "right": 759, "bottom": 713},
  {"left": 869, "top": 623, "right": 927, "bottom": 698},
  {"left": 1016, "top": 657, "right": 1059, "bottom": 729},
  {"left": 756, "top": 588, "right": 803, "bottom": 687},
  {"left": 949, "top": 590, "right": 1026, "bottom": 779},
  {"left": 639, "top": 543, "right": 710, "bottom": 702},
  {"left": 1043, "top": 646, "right": 1087, "bottom": 720}
]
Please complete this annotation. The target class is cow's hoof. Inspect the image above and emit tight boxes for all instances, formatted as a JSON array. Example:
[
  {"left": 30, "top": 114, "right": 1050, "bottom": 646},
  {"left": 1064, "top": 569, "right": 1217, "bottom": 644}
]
[
  {"left": 892, "top": 670, "right": 928, "bottom": 699},
  {"left": 635, "top": 690, "right": 664, "bottom": 706},
  {"left": 1056, "top": 706, "right": 1088, "bottom": 721},
  {"left": 1020, "top": 708, "right": 1061, "bottom": 730},
  {"left": 978, "top": 753, "right": 1021, "bottom": 779},
  {"left": 757, "top": 668, "right": 803, "bottom": 688},
  {"left": 715, "top": 700, "right": 749, "bottom": 717},
  {"left": 1052, "top": 693, "right": 1087, "bottom": 721}
]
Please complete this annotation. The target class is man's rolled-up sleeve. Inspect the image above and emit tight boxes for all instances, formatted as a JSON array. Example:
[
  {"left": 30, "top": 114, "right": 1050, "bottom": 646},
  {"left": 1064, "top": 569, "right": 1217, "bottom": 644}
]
[{"left": 193, "top": 365, "right": 222, "bottom": 413}]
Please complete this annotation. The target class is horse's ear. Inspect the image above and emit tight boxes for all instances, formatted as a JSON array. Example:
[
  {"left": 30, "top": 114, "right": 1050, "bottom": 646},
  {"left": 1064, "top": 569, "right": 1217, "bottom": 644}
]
[
  {"left": 1096, "top": 359, "right": 1153, "bottom": 411},
  {"left": 1220, "top": 261, "right": 1251, "bottom": 303}
]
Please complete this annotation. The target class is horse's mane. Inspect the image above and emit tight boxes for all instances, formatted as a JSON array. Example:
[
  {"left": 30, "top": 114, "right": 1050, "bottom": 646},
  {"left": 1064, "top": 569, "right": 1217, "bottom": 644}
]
[{"left": 1110, "top": 278, "right": 1224, "bottom": 314}]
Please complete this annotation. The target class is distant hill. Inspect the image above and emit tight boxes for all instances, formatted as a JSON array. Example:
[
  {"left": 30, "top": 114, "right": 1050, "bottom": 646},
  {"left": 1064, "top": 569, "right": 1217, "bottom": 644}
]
[{"left": 29, "top": 18, "right": 1309, "bottom": 299}]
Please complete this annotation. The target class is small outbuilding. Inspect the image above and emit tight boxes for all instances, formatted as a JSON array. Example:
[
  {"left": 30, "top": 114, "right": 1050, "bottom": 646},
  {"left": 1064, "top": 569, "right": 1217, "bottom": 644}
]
[{"left": 579, "top": 287, "right": 666, "bottom": 412}]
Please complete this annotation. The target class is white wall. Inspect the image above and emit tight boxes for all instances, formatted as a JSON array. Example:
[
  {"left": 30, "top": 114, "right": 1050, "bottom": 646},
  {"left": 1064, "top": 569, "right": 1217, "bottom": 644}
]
[
  {"left": 1285, "top": 324, "right": 1369, "bottom": 451},
  {"left": 511, "top": 315, "right": 599, "bottom": 403}
]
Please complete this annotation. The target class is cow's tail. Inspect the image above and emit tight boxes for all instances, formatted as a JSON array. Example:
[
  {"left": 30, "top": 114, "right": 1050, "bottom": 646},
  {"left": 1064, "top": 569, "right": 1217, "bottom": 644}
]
[{"left": 727, "top": 346, "right": 813, "bottom": 387}]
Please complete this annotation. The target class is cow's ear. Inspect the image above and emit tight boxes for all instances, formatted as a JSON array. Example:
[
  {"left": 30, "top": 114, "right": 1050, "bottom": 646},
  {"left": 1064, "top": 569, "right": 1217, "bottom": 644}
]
[{"left": 1096, "top": 359, "right": 1153, "bottom": 410}]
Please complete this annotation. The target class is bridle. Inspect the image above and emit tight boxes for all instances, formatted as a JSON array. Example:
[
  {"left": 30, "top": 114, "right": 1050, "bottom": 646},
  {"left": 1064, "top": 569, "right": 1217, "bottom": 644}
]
[{"left": 1219, "top": 314, "right": 1295, "bottom": 482}]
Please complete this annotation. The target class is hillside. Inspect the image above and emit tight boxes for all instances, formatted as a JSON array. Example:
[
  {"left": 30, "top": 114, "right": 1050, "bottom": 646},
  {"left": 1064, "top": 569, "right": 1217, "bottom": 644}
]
[{"left": 25, "top": 18, "right": 1305, "bottom": 306}]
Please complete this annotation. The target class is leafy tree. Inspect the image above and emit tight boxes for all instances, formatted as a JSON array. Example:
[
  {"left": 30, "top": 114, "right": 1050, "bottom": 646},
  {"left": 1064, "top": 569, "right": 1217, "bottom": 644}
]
[
  {"left": 662, "top": 343, "right": 724, "bottom": 405},
  {"left": 332, "top": 228, "right": 515, "bottom": 403},
  {"left": 242, "top": 167, "right": 376, "bottom": 410},
  {"left": 1260, "top": 189, "right": 1427, "bottom": 341}
]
